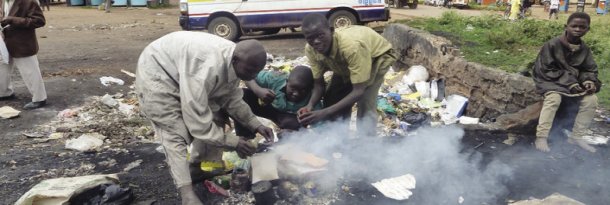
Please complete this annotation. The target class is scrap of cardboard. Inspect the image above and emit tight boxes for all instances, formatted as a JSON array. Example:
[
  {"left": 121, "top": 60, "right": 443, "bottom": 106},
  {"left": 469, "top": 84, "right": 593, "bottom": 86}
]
[{"left": 278, "top": 145, "right": 328, "bottom": 168}]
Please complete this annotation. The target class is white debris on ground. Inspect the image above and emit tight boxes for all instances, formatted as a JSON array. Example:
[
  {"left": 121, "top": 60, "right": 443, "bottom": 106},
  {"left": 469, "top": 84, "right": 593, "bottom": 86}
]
[
  {"left": 14, "top": 174, "right": 120, "bottom": 205},
  {"left": 582, "top": 135, "right": 609, "bottom": 145},
  {"left": 99, "top": 76, "right": 125, "bottom": 86},
  {"left": 65, "top": 133, "right": 106, "bottom": 152},
  {"left": 509, "top": 193, "right": 586, "bottom": 205},
  {"left": 0, "top": 106, "right": 21, "bottom": 119},
  {"left": 22, "top": 85, "right": 154, "bottom": 153},
  {"left": 123, "top": 159, "right": 144, "bottom": 172},
  {"left": 371, "top": 174, "right": 417, "bottom": 201}
]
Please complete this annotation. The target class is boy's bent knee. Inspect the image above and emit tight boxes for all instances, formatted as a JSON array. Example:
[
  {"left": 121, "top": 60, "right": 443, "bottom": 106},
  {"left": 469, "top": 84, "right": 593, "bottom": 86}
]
[
  {"left": 543, "top": 93, "right": 562, "bottom": 107},
  {"left": 581, "top": 94, "right": 598, "bottom": 108}
]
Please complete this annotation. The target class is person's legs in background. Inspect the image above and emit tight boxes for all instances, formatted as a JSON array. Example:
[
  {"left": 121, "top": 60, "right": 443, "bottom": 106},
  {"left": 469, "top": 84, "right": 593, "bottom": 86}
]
[{"left": 14, "top": 55, "right": 47, "bottom": 109}]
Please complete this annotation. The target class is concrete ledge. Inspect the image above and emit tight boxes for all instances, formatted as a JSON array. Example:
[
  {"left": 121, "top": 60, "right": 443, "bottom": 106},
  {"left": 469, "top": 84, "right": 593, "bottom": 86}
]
[{"left": 383, "top": 24, "right": 541, "bottom": 119}]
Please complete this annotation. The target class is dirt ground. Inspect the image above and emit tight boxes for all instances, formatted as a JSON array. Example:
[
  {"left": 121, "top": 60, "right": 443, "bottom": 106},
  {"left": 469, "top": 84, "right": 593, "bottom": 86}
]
[{"left": 1, "top": 3, "right": 609, "bottom": 205}]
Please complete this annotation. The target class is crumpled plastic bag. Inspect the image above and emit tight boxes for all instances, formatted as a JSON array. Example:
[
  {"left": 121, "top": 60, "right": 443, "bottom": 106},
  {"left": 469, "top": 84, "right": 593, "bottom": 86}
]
[
  {"left": 377, "top": 97, "right": 397, "bottom": 114},
  {"left": 69, "top": 183, "right": 134, "bottom": 205},
  {"left": 400, "top": 112, "right": 431, "bottom": 130},
  {"left": 14, "top": 174, "right": 120, "bottom": 205},
  {"left": 0, "top": 34, "right": 9, "bottom": 64}
]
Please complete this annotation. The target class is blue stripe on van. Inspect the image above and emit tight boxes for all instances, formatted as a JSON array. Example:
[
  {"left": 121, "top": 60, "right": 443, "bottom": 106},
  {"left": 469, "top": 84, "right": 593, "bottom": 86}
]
[
  {"left": 185, "top": 8, "right": 386, "bottom": 31},
  {"left": 357, "top": 8, "right": 388, "bottom": 22},
  {"left": 188, "top": 16, "right": 209, "bottom": 30}
]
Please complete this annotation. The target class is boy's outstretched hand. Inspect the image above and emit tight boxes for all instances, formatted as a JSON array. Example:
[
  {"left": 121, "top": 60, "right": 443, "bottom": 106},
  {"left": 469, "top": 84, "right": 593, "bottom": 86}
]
[
  {"left": 298, "top": 109, "right": 328, "bottom": 126},
  {"left": 297, "top": 106, "right": 312, "bottom": 118},
  {"left": 256, "top": 125, "right": 275, "bottom": 142}
]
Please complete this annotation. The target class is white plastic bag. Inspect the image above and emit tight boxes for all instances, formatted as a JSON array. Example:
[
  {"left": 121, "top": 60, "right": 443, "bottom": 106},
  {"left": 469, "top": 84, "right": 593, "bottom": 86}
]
[
  {"left": 0, "top": 34, "right": 10, "bottom": 64},
  {"left": 14, "top": 174, "right": 120, "bottom": 205}
]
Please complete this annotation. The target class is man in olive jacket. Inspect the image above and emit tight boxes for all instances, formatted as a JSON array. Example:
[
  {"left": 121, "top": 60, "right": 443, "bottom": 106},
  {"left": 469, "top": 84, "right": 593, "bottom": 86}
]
[{"left": 0, "top": 0, "right": 47, "bottom": 109}]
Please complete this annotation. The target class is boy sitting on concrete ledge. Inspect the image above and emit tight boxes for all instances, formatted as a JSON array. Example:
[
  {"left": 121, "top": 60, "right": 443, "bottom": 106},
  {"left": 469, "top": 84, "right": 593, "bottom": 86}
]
[{"left": 532, "top": 12, "right": 601, "bottom": 153}]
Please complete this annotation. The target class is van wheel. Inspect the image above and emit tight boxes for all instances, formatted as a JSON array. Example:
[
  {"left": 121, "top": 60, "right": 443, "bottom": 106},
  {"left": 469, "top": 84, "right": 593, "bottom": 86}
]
[
  {"left": 329, "top": 11, "right": 357, "bottom": 28},
  {"left": 208, "top": 17, "right": 241, "bottom": 41}
]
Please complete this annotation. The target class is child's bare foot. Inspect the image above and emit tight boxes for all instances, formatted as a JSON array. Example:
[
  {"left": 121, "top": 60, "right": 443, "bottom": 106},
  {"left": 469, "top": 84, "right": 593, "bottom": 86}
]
[
  {"left": 535, "top": 138, "right": 550, "bottom": 152},
  {"left": 568, "top": 138, "right": 597, "bottom": 153}
]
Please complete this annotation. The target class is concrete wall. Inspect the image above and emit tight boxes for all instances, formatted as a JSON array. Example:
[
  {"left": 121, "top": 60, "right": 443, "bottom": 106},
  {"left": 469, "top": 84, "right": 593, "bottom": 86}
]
[{"left": 383, "top": 24, "right": 542, "bottom": 119}]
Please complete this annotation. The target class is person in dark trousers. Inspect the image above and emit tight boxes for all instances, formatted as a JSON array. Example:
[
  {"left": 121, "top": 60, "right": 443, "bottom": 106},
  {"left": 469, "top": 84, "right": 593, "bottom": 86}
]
[
  {"left": 234, "top": 65, "right": 322, "bottom": 138},
  {"left": 38, "top": 0, "right": 49, "bottom": 11},
  {"left": 533, "top": 12, "right": 601, "bottom": 153},
  {"left": 0, "top": 0, "right": 48, "bottom": 110}
]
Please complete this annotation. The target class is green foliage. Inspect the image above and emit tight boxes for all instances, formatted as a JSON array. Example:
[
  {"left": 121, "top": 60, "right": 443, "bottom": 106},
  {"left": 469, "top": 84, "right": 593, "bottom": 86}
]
[
  {"left": 398, "top": 12, "right": 610, "bottom": 108},
  {"left": 468, "top": 2, "right": 507, "bottom": 11}
]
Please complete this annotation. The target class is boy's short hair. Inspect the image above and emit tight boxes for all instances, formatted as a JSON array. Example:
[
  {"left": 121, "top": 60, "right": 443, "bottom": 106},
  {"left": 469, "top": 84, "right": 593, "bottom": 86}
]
[
  {"left": 302, "top": 14, "right": 330, "bottom": 30},
  {"left": 288, "top": 65, "right": 314, "bottom": 86},
  {"left": 567, "top": 12, "right": 591, "bottom": 25}
]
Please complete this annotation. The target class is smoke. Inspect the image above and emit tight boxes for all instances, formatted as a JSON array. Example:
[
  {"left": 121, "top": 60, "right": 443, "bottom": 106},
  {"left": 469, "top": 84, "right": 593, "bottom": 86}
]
[{"left": 276, "top": 119, "right": 513, "bottom": 204}]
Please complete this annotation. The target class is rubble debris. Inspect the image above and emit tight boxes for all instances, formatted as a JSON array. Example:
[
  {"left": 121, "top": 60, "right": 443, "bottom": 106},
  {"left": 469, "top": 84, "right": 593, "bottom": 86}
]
[
  {"left": 118, "top": 102, "right": 135, "bottom": 116},
  {"left": 123, "top": 159, "right": 143, "bottom": 172},
  {"left": 98, "top": 158, "right": 118, "bottom": 168},
  {"left": 99, "top": 76, "right": 125, "bottom": 86},
  {"left": 231, "top": 168, "right": 252, "bottom": 193},
  {"left": 48, "top": 132, "right": 64, "bottom": 140},
  {"left": 458, "top": 116, "right": 479, "bottom": 125},
  {"left": 101, "top": 94, "right": 119, "bottom": 107},
  {"left": 14, "top": 174, "right": 120, "bottom": 205},
  {"left": 65, "top": 133, "right": 106, "bottom": 152},
  {"left": 22, "top": 132, "right": 45, "bottom": 138},
  {"left": 252, "top": 181, "right": 277, "bottom": 205},
  {"left": 0, "top": 106, "right": 20, "bottom": 119},
  {"left": 503, "top": 134, "right": 519, "bottom": 145},
  {"left": 509, "top": 193, "right": 585, "bottom": 205},
  {"left": 121, "top": 69, "right": 136, "bottom": 78},
  {"left": 582, "top": 135, "right": 609, "bottom": 145},
  {"left": 205, "top": 180, "right": 230, "bottom": 197},
  {"left": 277, "top": 181, "right": 300, "bottom": 202},
  {"left": 371, "top": 174, "right": 416, "bottom": 201},
  {"left": 58, "top": 108, "right": 79, "bottom": 119}
]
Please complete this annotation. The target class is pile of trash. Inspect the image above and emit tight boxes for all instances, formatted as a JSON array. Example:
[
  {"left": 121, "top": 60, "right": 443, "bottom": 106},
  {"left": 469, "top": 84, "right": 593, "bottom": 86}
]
[
  {"left": 22, "top": 79, "right": 153, "bottom": 153},
  {"left": 265, "top": 54, "right": 309, "bottom": 73},
  {"left": 376, "top": 65, "right": 478, "bottom": 137}
]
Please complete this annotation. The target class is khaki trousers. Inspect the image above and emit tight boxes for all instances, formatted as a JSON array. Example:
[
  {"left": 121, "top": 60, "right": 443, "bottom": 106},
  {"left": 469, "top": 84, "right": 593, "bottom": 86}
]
[
  {"left": 324, "top": 64, "right": 389, "bottom": 137},
  {"left": 536, "top": 92, "right": 598, "bottom": 139},
  {"left": 136, "top": 54, "right": 225, "bottom": 188},
  {"left": 0, "top": 55, "right": 47, "bottom": 102}
]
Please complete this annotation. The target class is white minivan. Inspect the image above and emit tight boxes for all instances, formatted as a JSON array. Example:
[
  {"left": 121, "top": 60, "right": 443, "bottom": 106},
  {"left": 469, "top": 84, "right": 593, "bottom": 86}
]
[{"left": 179, "top": 0, "right": 390, "bottom": 41}]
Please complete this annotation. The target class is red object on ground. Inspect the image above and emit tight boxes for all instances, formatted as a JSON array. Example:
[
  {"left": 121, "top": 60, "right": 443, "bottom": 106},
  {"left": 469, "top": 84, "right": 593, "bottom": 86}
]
[{"left": 204, "top": 180, "right": 230, "bottom": 197}]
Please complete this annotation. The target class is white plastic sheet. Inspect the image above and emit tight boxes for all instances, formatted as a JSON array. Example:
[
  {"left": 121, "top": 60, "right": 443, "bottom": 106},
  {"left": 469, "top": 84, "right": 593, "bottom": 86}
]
[
  {"left": 0, "top": 33, "right": 9, "bottom": 64},
  {"left": 14, "top": 174, "right": 120, "bottom": 205}
]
